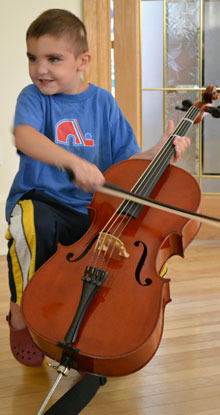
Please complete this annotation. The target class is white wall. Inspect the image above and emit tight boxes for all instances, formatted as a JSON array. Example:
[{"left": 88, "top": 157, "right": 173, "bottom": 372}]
[{"left": 0, "top": 0, "right": 82, "bottom": 255}]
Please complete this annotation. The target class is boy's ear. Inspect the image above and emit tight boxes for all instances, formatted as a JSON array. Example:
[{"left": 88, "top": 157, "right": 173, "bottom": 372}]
[{"left": 78, "top": 52, "right": 92, "bottom": 71}]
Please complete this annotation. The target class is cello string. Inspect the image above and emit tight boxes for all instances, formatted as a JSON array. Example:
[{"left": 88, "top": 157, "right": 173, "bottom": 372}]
[
  {"left": 89, "top": 211, "right": 133, "bottom": 270},
  {"left": 131, "top": 105, "right": 200, "bottom": 199},
  {"left": 86, "top": 105, "right": 202, "bottom": 270},
  {"left": 110, "top": 106, "right": 199, "bottom": 223},
  {"left": 110, "top": 104, "right": 200, "bottom": 220},
  {"left": 99, "top": 108, "right": 196, "bottom": 256},
  {"left": 109, "top": 105, "right": 199, "bottom": 219},
  {"left": 118, "top": 104, "right": 199, "bottom": 204},
  {"left": 105, "top": 106, "right": 201, "bottom": 235},
  {"left": 87, "top": 105, "right": 200, "bottom": 269},
  {"left": 98, "top": 102, "right": 212, "bottom": 270}
]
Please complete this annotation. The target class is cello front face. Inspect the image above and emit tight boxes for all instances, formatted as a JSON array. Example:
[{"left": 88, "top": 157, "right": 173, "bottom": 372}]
[{"left": 21, "top": 158, "right": 201, "bottom": 377}]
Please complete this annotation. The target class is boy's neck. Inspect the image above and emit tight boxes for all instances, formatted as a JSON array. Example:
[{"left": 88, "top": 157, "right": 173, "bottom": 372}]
[
  {"left": 77, "top": 79, "right": 90, "bottom": 94},
  {"left": 60, "top": 79, "right": 90, "bottom": 95}
]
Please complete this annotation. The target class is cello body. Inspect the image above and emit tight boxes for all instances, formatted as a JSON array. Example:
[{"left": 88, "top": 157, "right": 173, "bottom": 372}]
[{"left": 21, "top": 158, "right": 201, "bottom": 377}]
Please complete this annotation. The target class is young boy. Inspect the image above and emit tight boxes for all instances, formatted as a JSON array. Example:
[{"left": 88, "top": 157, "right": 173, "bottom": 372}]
[{"left": 5, "top": 8, "right": 190, "bottom": 367}]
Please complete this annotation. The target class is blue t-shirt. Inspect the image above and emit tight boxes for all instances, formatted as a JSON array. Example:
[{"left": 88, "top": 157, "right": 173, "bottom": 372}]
[{"left": 6, "top": 83, "right": 140, "bottom": 222}]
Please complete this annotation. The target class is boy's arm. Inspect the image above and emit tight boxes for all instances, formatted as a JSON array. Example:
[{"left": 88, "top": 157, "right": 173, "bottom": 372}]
[
  {"left": 130, "top": 120, "right": 190, "bottom": 163},
  {"left": 14, "top": 125, "right": 105, "bottom": 192}
]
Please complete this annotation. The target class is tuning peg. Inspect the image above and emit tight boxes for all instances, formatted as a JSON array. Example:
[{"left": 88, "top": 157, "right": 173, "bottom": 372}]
[
  {"left": 175, "top": 99, "right": 193, "bottom": 112},
  {"left": 182, "top": 100, "right": 193, "bottom": 108},
  {"left": 205, "top": 106, "right": 220, "bottom": 118}
]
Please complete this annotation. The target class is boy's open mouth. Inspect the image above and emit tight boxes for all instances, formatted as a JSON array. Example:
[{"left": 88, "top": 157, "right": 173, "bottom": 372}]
[{"left": 39, "top": 79, "right": 53, "bottom": 84}]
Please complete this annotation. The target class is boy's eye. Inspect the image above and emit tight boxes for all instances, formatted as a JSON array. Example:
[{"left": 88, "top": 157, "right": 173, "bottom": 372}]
[
  {"left": 49, "top": 57, "right": 60, "bottom": 62},
  {"left": 28, "top": 55, "right": 36, "bottom": 62}
]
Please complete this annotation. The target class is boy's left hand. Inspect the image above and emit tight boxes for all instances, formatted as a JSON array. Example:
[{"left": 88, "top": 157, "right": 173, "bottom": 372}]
[{"left": 163, "top": 120, "right": 191, "bottom": 163}]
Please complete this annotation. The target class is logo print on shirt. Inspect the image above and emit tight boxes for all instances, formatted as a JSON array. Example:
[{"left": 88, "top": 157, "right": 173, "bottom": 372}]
[{"left": 55, "top": 119, "right": 94, "bottom": 146}]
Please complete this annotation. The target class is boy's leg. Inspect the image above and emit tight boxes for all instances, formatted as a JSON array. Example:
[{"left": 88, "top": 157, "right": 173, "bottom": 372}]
[
  {"left": 6, "top": 198, "right": 90, "bottom": 365},
  {"left": 7, "top": 199, "right": 57, "bottom": 308},
  {"left": 6, "top": 199, "right": 57, "bottom": 365},
  {"left": 7, "top": 198, "right": 90, "bottom": 306}
]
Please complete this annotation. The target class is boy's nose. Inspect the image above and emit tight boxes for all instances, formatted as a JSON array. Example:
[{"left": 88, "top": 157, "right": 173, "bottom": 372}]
[{"left": 37, "top": 62, "right": 49, "bottom": 75}]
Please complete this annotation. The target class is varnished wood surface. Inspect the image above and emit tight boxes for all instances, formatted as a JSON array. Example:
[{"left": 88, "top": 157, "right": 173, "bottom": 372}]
[
  {"left": 114, "top": 0, "right": 141, "bottom": 140},
  {"left": 1, "top": 238, "right": 220, "bottom": 414},
  {"left": 83, "top": 0, "right": 141, "bottom": 141},
  {"left": 83, "top": 0, "right": 112, "bottom": 92}
]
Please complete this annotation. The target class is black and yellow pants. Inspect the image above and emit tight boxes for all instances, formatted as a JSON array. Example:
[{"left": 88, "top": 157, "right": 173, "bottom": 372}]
[{"left": 6, "top": 191, "right": 90, "bottom": 305}]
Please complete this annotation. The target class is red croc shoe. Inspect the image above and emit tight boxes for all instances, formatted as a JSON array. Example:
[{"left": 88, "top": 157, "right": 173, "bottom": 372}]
[{"left": 6, "top": 313, "right": 45, "bottom": 366}]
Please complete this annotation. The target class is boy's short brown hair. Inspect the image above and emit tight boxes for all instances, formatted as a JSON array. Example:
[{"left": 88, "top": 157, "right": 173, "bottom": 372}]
[{"left": 26, "top": 9, "right": 88, "bottom": 56}]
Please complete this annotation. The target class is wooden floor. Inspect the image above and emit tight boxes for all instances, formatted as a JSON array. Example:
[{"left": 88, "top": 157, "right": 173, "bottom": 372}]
[{"left": 1, "top": 239, "right": 220, "bottom": 415}]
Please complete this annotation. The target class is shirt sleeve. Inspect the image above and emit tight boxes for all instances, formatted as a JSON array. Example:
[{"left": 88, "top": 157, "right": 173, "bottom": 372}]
[
  {"left": 110, "top": 101, "right": 141, "bottom": 164},
  {"left": 14, "top": 85, "right": 44, "bottom": 132}
]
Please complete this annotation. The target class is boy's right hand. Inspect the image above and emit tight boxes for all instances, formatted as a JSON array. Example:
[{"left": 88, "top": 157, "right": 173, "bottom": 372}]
[
  {"left": 14, "top": 125, "right": 105, "bottom": 193},
  {"left": 67, "top": 156, "right": 105, "bottom": 193}
]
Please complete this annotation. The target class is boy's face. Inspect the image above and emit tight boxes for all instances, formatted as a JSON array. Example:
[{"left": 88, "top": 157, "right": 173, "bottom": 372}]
[{"left": 26, "top": 35, "right": 89, "bottom": 95}]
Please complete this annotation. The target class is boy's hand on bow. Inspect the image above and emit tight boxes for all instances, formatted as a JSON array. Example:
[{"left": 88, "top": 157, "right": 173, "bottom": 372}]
[{"left": 68, "top": 156, "right": 105, "bottom": 193}]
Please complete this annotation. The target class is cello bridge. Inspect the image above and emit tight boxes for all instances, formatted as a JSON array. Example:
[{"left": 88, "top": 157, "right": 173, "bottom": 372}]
[{"left": 97, "top": 232, "right": 130, "bottom": 258}]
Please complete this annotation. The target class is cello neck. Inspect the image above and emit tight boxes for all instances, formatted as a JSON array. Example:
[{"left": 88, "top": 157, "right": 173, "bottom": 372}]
[
  {"left": 118, "top": 104, "right": 202, "bottom": 219},
  {"left": 133, "top": 104, "right": 201, "bottom": 199},
  {"left": 149, "top": 104, "right": 201, "bottom": 181}
]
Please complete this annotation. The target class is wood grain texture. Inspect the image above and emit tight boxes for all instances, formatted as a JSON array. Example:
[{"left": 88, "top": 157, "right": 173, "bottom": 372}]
[
  {"left": 83, "top": 0, "right": 141, "bottom": 141},
  {"left": 83, "top": 0, "right": 112, "bottom": 92},
  {"left": 114, "top": 0, "right": 141, "bottom": 141}
]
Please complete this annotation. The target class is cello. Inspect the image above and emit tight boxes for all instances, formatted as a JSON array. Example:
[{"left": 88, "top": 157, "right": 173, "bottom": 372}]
[{"left": 21, "top": 86, "right": 220, "bottom": 381}]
